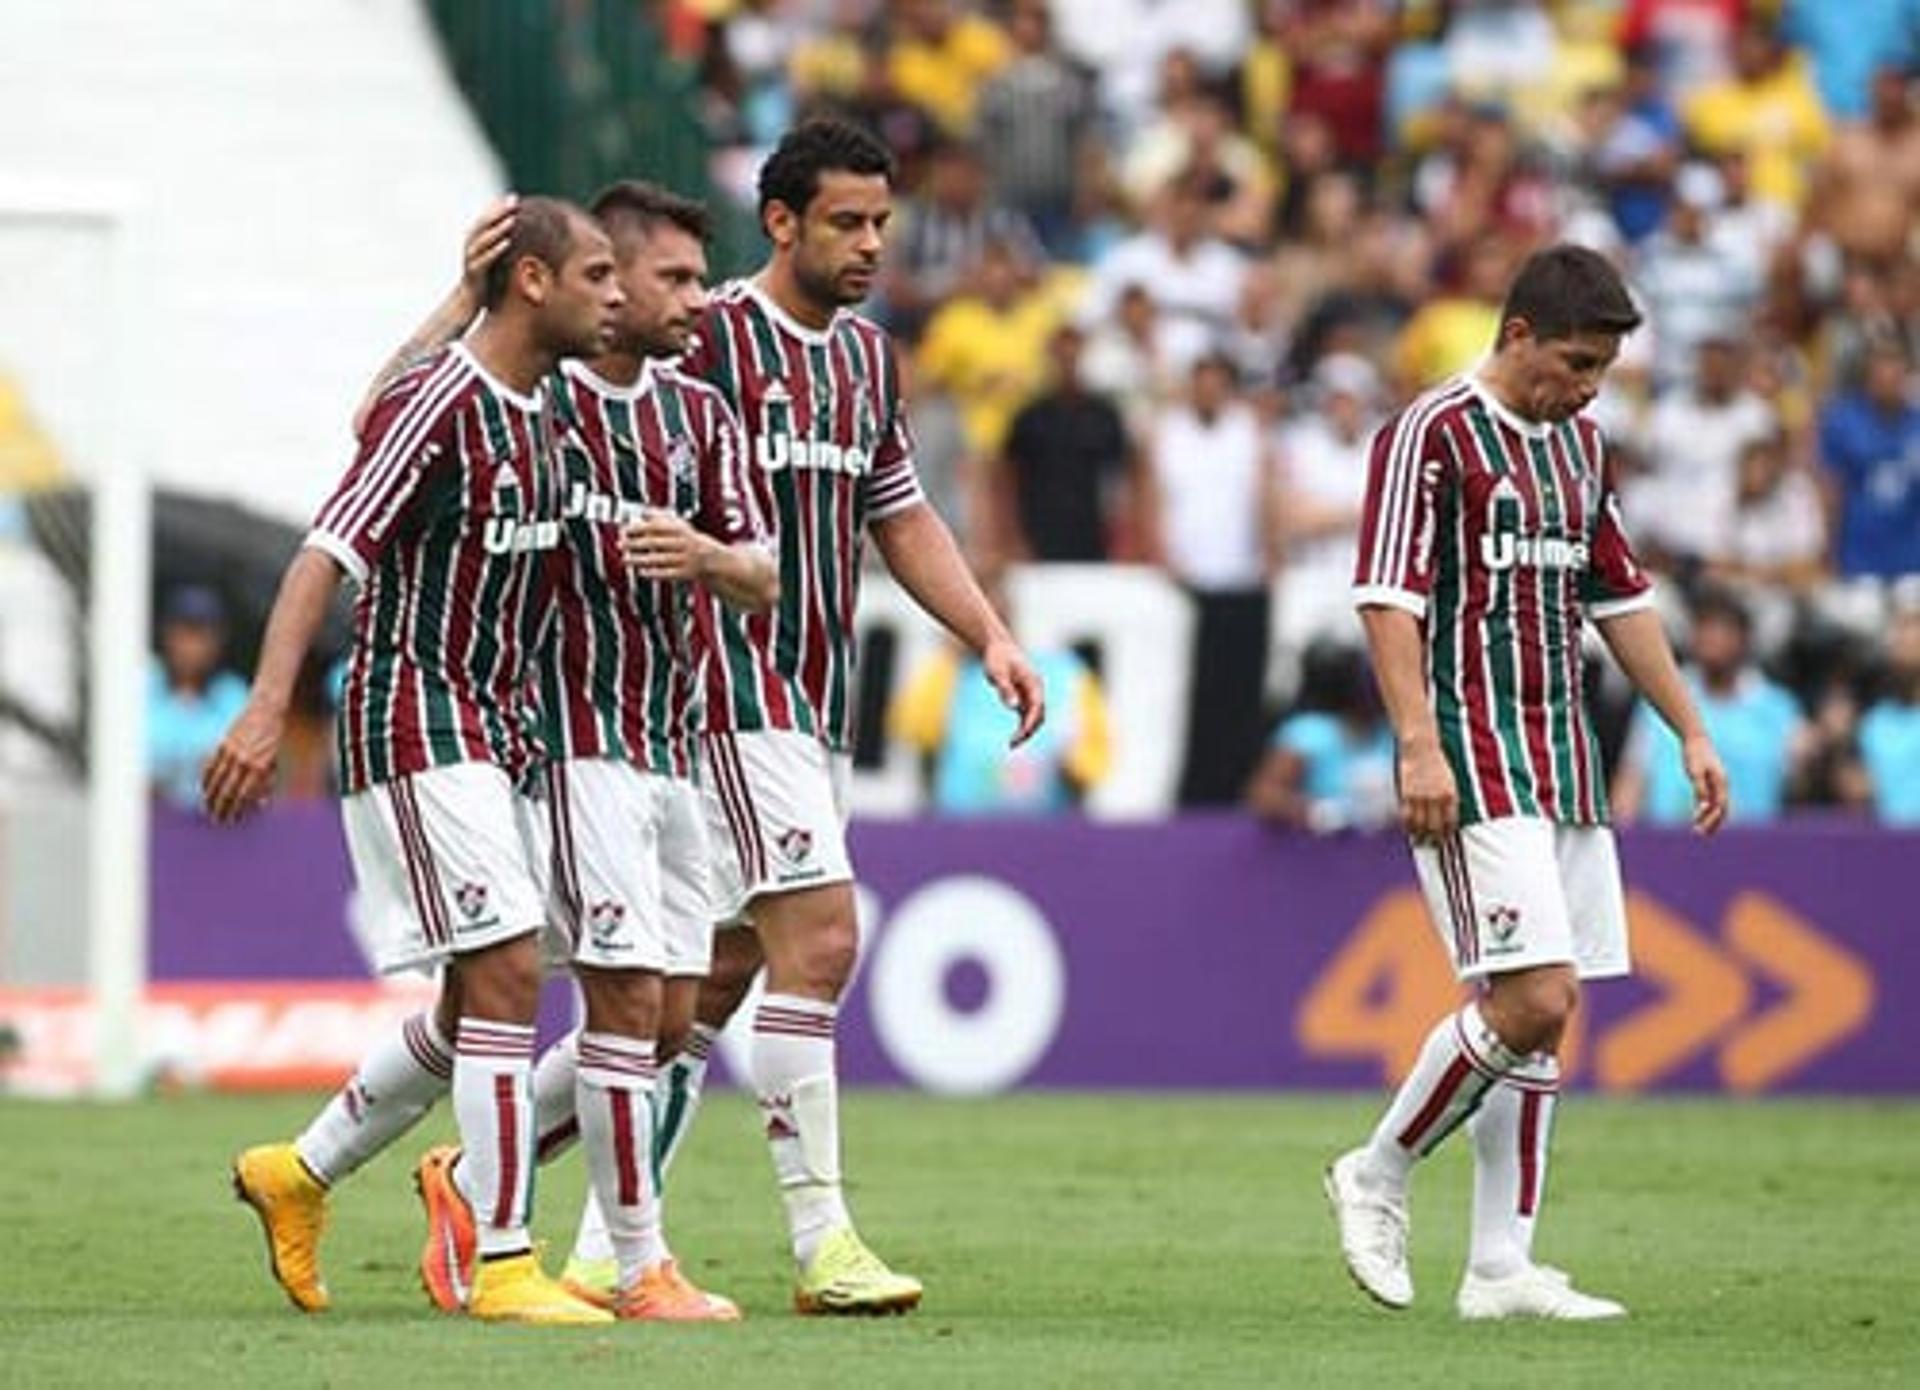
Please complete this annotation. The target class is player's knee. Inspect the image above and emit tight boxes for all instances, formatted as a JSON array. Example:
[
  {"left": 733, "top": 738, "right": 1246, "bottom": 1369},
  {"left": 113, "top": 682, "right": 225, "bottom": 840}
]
[
  {"left": 1509, "top": 976, "right": 1579, "bottom": 1052},
  {"left": 783, "top": 916, "right": 857, "bottom": 998},
  {"left": 455, "top": 934, "right": 544, "bottom": 1021}
]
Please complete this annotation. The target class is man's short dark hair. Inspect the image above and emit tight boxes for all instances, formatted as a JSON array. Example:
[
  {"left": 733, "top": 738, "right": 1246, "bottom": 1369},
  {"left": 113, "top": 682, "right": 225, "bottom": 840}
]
[
  {"left": 481, "top": 196, "right": 584, "bottom": 310},
  {"left": 756, "top": 117, "right": 896, "bottom": 222},
  {"left": 1500, "top": 244, "right": 1643, "bottom": 343},
  {"left": 589, "top": 180, "right": 712, "bottom": 250}
]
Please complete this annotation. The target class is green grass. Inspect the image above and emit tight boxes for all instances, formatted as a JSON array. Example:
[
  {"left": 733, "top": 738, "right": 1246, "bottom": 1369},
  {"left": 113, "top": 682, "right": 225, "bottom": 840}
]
[{"left": 1, "top": 1092, "right": 1913, "bottom": 1387}]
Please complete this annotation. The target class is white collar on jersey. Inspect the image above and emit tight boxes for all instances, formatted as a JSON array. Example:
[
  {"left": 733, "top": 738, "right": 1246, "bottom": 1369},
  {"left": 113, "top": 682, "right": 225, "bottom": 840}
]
[
  {"left": 742, "top": 274, "right": 843, "bottom": 345},
  {"left": 452, "top": 341, "right": 545, "bottom": 412},
  {"left": 1467, "top": 364, "right": 1554, "bottom": 441},
  {"left": 562, "top": 356, "right": 656, "bottom": 401}
]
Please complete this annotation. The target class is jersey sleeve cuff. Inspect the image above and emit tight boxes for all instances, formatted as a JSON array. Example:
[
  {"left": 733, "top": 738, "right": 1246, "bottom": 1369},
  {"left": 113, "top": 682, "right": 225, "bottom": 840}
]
[
  {"left": 303, "top": 529, "right": 369, "bottom": 587},
  {"left": 1351, "top": 584, "right": 1427, "bottom": 619},
  {"left": 865, "top": 486, "right": 926, "bottom": 524},
  {"left": 1587, "top": 588, "right": 1656, "bottom": 621}
]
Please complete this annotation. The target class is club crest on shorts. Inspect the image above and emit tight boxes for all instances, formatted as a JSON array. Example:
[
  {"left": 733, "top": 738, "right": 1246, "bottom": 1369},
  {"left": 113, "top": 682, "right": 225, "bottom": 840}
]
[
  {"left": 775, "top": 826, "right": 814, "bottom": 864},
  {"left": 1483, "top": 903, "right": 1522, "bottom": 948},
  {"left": 587, "top": 899, "right": 626, "bottom": 948},
  {"left": 455, "top": 880, "right": 490, "bottom": 920}
]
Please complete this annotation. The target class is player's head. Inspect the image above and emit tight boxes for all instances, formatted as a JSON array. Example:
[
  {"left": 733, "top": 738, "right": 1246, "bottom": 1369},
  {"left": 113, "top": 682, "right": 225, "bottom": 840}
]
[
  {"left": 590, "top": 180, "right": 712, "bottom": 358},
  {"left": 1491, "top": 244, "right": 1642, "bottom": 423},
  {"left": 480, "top": 196, "right": 623, "bottom": 358},
  {"left": 758, "top": 117, "right": 896, "bottom": 309}
]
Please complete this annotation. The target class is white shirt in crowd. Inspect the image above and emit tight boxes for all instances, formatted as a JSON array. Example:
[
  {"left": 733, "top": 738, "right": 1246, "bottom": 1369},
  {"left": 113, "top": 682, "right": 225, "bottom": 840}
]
[
  {"left": 1631, "top": 387, "right": 1777, "bottom": 560},
  {"left": 1153, "top": 401, "right": 1269, "bottom": 592},
  {"left": 1088, "top": 232, "right": 1248, "bottom": 373},
  {"left": 1729, "top": 469, "right": 1826, "bottom": 571},
  {"left": 1275, "top": 413, "right": 1373, "bottom": 649}
]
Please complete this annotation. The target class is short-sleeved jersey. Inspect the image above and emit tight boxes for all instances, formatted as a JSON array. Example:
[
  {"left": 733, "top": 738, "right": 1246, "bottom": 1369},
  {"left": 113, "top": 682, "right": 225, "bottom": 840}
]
[
  {"left": 537, "top": 358, "right": 768, "bottom": 778},
  {"left": 683, "top": 279, "right": 925, "bottom": 751},
  {"left": 1352, "top": 375, "right": 1653, "bottom": 826},
  {"left": 308, "top": 344, "right": 562, "bottom": 794}
]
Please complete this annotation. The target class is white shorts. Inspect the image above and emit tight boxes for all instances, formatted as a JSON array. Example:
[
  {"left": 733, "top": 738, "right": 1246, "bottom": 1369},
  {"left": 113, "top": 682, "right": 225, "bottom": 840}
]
[
  {"left": 541, "top": 758, "right": 714, "bottom": 976},
  {"left": 699, "top": 730, "right": 853, "bottom": 924},
  {"left": 1412, "top": 817, "right": 1630, "bottom": 982},
  {"left": 342, "top": 762, "right": 548, "bottom": 975}
]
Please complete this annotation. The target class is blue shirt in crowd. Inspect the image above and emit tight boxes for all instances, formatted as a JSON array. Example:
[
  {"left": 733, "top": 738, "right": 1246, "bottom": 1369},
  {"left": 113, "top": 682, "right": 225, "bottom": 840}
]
[
  {"left": 147, "top": 660, "right": 249, "bottom": 810},
  {"left": 1860, "top": 700, "right": 1920, "bottom": 825},
  {"left": 1629, "top": 670, "right": 1803, "bottom": 825},
  {"left": 1818, "top": 391, "right": 1920, "bottom": 578},
  {"left": 1783, "top": 0, "right": 1920, "bottom": 120},
  {"left": 1273, "top": 711, "right": 1397, "bottom": 831}
]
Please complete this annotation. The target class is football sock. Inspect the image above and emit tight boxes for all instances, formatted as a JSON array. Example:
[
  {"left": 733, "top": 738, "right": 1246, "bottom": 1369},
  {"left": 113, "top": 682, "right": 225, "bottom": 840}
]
[
  {"left": 1362, "top": 1003, "right": 1525, "bottom": 1189},
  {"left": 295, "top": 1011, "right": 450, "bottom": 1185},
  {"left": 752, "top": 993, "right": 850, "bottom": 1265},
  {"left": 1468, "top": 1055, "right": 1560, "bottom": 1279},
  {"left": 452, "top": 1017, "right": 536, "bottom": 1259},
  {"left": 575, "top": 1031, "right": 662, "bottom": 1290}
]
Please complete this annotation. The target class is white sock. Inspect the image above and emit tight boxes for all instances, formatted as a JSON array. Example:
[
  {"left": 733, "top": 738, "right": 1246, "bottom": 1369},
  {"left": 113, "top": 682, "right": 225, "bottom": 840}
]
[
  {"left": 642, "top": 1021, "right": 718, "bottom": 1264},
  {"left": 295, "top": 1011, "right": 451, "bottom": 1185},
  {"left": 1362, "top": 1003, "right": 1524, "bottom": 1190},
  {"left": 452, "top": 1017, "right": 536, "bottom": 1259},
  {"left": 1468, "top": 1055, "right": 1560, "bottom": 1279},
  {"left": 752, "top": 994, "right": 850, "bottom": 1266},
  {"left": 575, "top": 1031, "right": 663, "bottom": 1290},
  {"left": 533, "top": 1031, "right": 581, "bottom": 1164}
]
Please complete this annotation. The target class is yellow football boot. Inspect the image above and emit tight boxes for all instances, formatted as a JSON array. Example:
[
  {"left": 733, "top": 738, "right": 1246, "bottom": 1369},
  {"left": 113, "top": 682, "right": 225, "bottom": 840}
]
[
  {"left": 467, "top": 1252, "right": 615, "bottom": 1326},
  {"left": 793, "top": 1228, "right": 923, "bottom": 1316},
  {"left": 231, "top": 1143, "right": 331, "bottom": 1313}
]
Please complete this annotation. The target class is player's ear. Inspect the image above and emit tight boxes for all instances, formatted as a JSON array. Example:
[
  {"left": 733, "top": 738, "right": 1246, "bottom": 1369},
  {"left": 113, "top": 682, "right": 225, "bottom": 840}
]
[
  {"left": 763, "top": 199, "right": 799, "bottom": 250},
  {"left": 1498, "top": 316, "right": 1535, "bottom": 352},
  {"left": 515, "top": 253, "right": 554, "bottom": 307}
]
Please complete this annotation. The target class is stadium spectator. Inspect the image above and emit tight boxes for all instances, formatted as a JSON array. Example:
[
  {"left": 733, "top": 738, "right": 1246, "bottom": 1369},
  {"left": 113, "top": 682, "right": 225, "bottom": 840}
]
[
  {"left": 974, "top": 0, "right": 1100, "bottom": 257},
  {"left": 1087, "top": 169, "right": 1248, "bottom": 374},
  {"left": 884, "top": 138, "right": 1045, "bottom": 338},
  {"left": 1048, "top": 0, "right": 1252, "bottom": 140},
  {"left": 1079, "top": 281, "right": 1181, "bottom": 443},
  {"left": 1147, "top": 352, "right": 1279, "bottom": 805},
  {"left": 1274, "top": 352, "right": 1380, "bottom": 668},
  {"left": 996, "top": 323, "right": 1136, "bottom": 562},
  {"left": 889, "top": 564, "right": 1111, "bottom": 815},
  {"left": 885, "top": 0, "right": 1012, "bottom": 137},
  {"left": 1633, "top": 162, "right": 1763, "bottom": 387},
  {"left": 1577, "top": 46, "right": 1684, "bottom": 245},
  {"left": 1612, "top": 587, "right": 1804, "bottom": 825},
  {"left": 1860, "top": 599, "right": 1920, "bottom": 823},
  {"left": 1244, "top": 640, "right": 1394, "bottom": 833},
  {"left": 1122, "top": 85, "right": 1276, "bottom": 248},
  {"left": 1817, "top": 337, "right": 1920, "bottom": 582},
  {"left": 1711, "top": 431, "right": 1828, "bottom": 589},
  {"left": 1618, "top": 0, "right": 1742, "bottom": 94},
  {"left": 1780, "top": 0, "right": 1920, "bottom": 121},
  {"left": 147, "top": 584, "right": 249, "bottom": 811},
  {"left": 1280, "top": 0, "right": 1392, "bottom": 167},
  {"left": 1391, "top": 234, "right": 1512, "bottom": 392},
  {"left": 915, "top": 236, "right": 1060, "bottom": 469},
  {"left": 1816, "top": 67, "right": 1920, "bottom": 240},
  {"left": 1684, "top": 14, "right": 1831, "bottom": 212}
]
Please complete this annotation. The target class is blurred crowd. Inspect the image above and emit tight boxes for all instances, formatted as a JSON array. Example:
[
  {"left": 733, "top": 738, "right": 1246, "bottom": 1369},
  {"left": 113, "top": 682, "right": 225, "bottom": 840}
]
[{"left": 129, "top": 0, "right": 1920, "bottom": 827}]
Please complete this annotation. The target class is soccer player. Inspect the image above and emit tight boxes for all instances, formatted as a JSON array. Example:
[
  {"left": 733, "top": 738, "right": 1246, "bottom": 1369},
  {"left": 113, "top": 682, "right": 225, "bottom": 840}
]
[
  {"left": 409, "top": 180, "right": 777, "bottom": 1323},
  {"left": 1324, "top": 244, "right": 1731, "bottom": 1320},
  {"left": 209, "top": 197, "right": 622, "bottom": 1325}
]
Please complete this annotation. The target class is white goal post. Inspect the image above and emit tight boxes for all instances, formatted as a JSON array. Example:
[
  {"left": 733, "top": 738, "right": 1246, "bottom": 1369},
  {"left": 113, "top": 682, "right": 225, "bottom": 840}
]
[{"left": 0, "top": 176, "right": 152, "bottom": 1098}]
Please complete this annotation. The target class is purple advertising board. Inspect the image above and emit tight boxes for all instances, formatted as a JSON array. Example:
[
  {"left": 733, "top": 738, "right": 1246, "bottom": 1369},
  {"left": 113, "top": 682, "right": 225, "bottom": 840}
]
[{"left": 145, "top": 807, "right": 1919, "bottom": 1095}]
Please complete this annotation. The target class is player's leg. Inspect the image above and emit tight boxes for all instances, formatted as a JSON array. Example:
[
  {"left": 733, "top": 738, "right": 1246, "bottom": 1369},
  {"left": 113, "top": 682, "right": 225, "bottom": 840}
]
[
  {"left": 232, "top": 781, "right": 466, "bottom": 1313},
  {"left": 1326, "top": 818, "right": 1577, "bottom": 1309}
]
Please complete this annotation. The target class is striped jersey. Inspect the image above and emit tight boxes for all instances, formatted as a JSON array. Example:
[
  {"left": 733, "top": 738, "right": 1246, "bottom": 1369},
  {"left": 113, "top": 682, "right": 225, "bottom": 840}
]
[
  {"left": 1352, "top": 374, "right": 1654, "bottom": 826},
  {"left": 683, "top": 279, "right": 925, "bottom": 750},
  {"left": 308, "top": 344, "right": 563, "bottom": 794},
  {"left": 537, "top": 358, "right": 767, "bottom": 778}
]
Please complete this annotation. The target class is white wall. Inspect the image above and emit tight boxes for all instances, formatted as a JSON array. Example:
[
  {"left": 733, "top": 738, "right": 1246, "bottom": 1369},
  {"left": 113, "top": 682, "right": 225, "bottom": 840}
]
[{"left": 0, "top": 0, "right": 503, "bottom": 522}]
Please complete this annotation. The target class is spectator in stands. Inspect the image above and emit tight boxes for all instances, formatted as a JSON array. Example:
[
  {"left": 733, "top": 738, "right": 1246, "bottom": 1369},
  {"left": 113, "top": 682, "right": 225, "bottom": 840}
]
[
  {"left": 1286, "top": 208, "right": 1425, "bottom": 380},
  {"left": 916, "top": 236, "right": 1060, "bottom": 471},
  {"left": 886, "top": 138, "right": 1045, "bottom": 338},
  {"left": 1781, "top": 0, "right": 1920, "bottom": 121},
  {"left": 889, "top": 564, "right": 1112, "bottom": 815},
  {"left": 1631, "top": 332, "right": 1778, "bottom": 576},
  {"left": 1392, "top": 234, "right": 1511, "bottom": 393},
  {"left": 975, "top": 0, "right": 1100, "bottom": 258},
  {"left": 1049, "top": 0, "right": 1252, "bottom": 141},
  {"left": 1274, "top": 352, "right": 1379, "bottom": 669},
  {"left": 997, "top": 323, "right": 1136, "bottom": 562},
  {"left": 1122, "top": 84, "right": 1276, "bottom": 249},
  {"left": 1712, "top": 432, "right": 1828, "bottom": 590},
  {"left": 1612, "top": 586, "right": 1804, "bottom": 825},
  {"left": 147, "top": 585, "right": 249, "bottom": 812},
  {"left": 1087, "top": 169, "right": 1248, "bottom": 375},
  {"left": 1245, "top": 640, "right": 1395, "bottom": 833},
  {"left": 1080, "top": 282, "right": 1181, "bottom": 444},
  {"left": 1619, "top": 0, "right": 1742, "bottom": 95},
  {"left": 1818, "top": 68, "right": 1920, "bottom": 233},
  {"left": 886, "top": 0, "right": 1012, "bottom": 136},
  {"left": 1684, "top": 14, "right": 1831, "bottom": 213},
  {"left": 1634, "top": 162, "right": 1763, "bottom": 387},
  {"left": 1579, "top": 46, "right": 1683, "bottom": 245},
  {"left": 1281, "top": 0, "right": 1392, "bottom": 168},
  {"left": 1860, "top": 598, "right": 1920, "bottom": 823},
  {"left": 1818, "top": 337, "right": 1920, "bottom": 582},
  {"left": 1147, "top": 352, "right": 1280, "bottom": 805}
]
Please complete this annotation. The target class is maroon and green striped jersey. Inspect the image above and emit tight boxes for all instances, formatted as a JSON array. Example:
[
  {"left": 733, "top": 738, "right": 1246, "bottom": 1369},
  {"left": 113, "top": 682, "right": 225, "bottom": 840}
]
[
  {"left": 308, "top": 344, "right": 563, "bottom": 795},
  {"left": 682, "top": 279, "right": 924, "bottom": 751},
  {"left": 1352, "top": 375, "right": 1653, "bottom": 826},
  {"left": 536, "top": 358, "right": 768, "bottom": 778}
]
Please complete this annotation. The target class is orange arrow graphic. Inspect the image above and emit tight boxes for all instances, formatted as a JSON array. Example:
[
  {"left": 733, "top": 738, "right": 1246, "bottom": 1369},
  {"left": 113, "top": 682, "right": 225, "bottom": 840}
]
[
  {"left": 1717, "top": 892, "right": 1876, "bottom": 1093},
  {"left": 1595, "top": 891, "right": 1751, "bottom": 1092}
]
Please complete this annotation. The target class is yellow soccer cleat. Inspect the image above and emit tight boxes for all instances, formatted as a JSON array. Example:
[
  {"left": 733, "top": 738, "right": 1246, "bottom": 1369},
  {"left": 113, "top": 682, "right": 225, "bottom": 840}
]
[
  {"left": 793, "top": 1228, "right": 923, "bottom": 1316},
  {"left": 231, "top": 1143, "right": 331, "bottom": 1313},
  {"left": 413, "top": 1145, "right": 476, "bottom": 1313},
  {"left": 467, "top": 1252, "right": 616, "bottom": 1326},
  {"left": 558, "top": 1255, "right": 619, "bottom": 1311},
  {"left": 616, "top": 1258, "right": 743, "bottom": 1323}
]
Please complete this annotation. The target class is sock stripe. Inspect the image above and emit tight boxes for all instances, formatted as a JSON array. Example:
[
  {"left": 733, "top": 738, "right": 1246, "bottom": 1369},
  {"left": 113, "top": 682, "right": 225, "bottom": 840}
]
[
  {"left": 1396, "top": 1054, "right": 1474, "bottom": 1151},
  {"left": 1451, "top": 1009, "right": 1506, "bottom": 1081},
  {"left": 754, "top": 1019, "right": 836, "bottom": 1040},
  {"left": 492, "top": 1072, "right": 520, "bottom": 1229},
  {"left": 610, "top": 1089, "right": 642, "bottom": 1207},
  {"left": 682, "top": 1029, "right": 715, "bottom": 1061},
  {"left": 402, "top": 1014, "right": 453, "bottom": 1080},
  {"left": 1517, "top": 1090, "right": 1544, "bottom": 1217}
]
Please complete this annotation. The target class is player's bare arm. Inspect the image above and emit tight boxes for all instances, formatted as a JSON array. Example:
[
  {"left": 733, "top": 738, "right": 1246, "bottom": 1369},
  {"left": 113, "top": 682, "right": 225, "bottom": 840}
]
[
  {"left": 1358, "top": 604, "right": 1458, "bottom": 843},
  {"left": 619, "top": 512, "right": 778, "bottom": 611},
  {"left": 1597, "top": 605, "right": 1730, "bottom": 834},
  {"left": 201, "top": 548, "right": 344, "bottom": 824},
  {"left": 350, "top": 195, "right": 517, "bottom": 433},
  {"left": 871, "top": 502, "right": 1045, "bottom": 746}
]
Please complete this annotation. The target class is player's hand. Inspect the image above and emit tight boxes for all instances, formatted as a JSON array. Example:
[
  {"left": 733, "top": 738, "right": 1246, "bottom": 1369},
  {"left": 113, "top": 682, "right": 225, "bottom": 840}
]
[
  {"left": 620, "top": 511, "right": 711, "bottom": 581},
  {"left": 1683, "top": 731, "right": 1730, "bottom": 835},
  {"left": 982, "top": 637, "right": 1046, "bottom": 747},
  {"left": 1397, "top": 737, "right": 1458, "bottom": 844},
  {"left": 201, "top": 700, "right": 285, "bottom": 825},
  {"left": 461, "top": 194, "right": 518, "bottom": 306}
]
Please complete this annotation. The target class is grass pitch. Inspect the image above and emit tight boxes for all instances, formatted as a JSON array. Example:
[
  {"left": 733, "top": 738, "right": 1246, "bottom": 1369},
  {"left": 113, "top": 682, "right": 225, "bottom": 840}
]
[{"left": 0, "top": 1091, "right": 1912, "bottom": 1387}]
